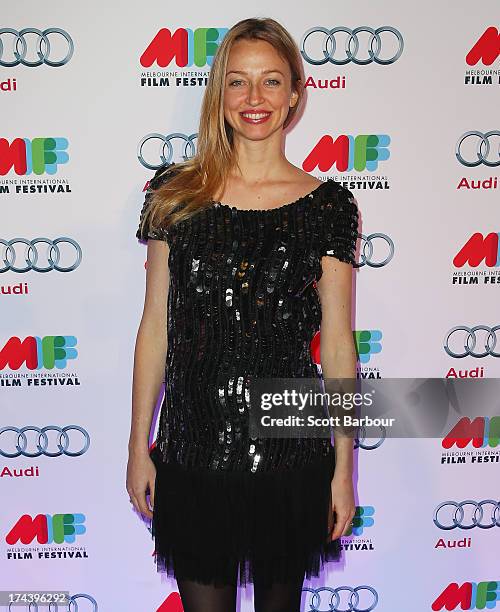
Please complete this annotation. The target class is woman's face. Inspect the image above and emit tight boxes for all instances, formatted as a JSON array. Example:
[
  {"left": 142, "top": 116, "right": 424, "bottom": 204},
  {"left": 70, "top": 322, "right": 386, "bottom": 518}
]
[{"left": 223, "top": 38, "right": 299, "bottom": 143}]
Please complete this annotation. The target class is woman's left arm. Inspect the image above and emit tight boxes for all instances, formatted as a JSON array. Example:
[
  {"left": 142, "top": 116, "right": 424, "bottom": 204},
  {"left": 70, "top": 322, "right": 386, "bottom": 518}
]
[{"left": 316, "top": 254, "right": 357, "bottom": 539}]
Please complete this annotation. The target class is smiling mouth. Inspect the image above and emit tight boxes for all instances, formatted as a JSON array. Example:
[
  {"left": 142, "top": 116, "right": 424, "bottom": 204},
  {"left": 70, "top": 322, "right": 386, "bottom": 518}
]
[{"left": 239, "top": 111, "right": 272, "bottom": 124}]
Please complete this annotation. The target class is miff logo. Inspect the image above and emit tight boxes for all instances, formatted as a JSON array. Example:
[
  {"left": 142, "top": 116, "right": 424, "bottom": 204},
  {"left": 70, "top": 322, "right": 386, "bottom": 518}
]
[
  {"left": 302, "top": 134, "right": 390, "bottom": 172},
  {"left": 157, "top": 592, "right": 183, "bottom": 612},
  {"left": 345, "top": 506, "right": 375, "bottom": 536},
  {"left": 466, "top": 27, "right": 500, "bottom": 66},
  {"left": 354, "top": 330, "right": 382, "bottom": 364},
  {"left": 140, "top": 28, "right": 228, "bottom": 67},
  {"left": 0, "top": 336, "right": 78, "bottom": 370},
  {"left": 453, "top": 232, "right": 500, "bottom": 268},
  {"left": 432, "top": 581, "right": 500, "bottom": 610},
  {"left": 6, "top": 513, "right": 86, "bottom": 545},
  {"left": 442, "top": 416, "right": 500, "bottom": 449},
  {"left": 0, "top": 137, "right": 69, "bottom": 176}
]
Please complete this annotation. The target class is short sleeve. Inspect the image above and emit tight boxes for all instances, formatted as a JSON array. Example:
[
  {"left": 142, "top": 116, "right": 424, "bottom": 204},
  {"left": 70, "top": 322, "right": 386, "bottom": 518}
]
[
  {"left": 136, "top": 163, "right": 176, "bottom": 241},
  {"left": 319, "top": 185, "right": 359, "bottom": 265}
]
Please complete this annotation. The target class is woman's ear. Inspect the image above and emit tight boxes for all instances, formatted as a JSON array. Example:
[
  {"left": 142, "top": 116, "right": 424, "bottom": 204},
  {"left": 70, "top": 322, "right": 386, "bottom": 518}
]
[{"left": 290, "top": 79, "right": 302, "bottom": 107}]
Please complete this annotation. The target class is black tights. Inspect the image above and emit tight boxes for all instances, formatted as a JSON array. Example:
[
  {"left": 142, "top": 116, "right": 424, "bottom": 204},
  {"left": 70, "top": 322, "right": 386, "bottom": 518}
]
[{"left": 177, "top": 571, "right": 305, "bottom": 612}]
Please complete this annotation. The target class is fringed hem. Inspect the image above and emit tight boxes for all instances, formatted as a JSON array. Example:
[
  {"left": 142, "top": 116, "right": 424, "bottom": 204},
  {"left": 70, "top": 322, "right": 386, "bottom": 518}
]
[{"left": 149, "top": 448, "right": 342, "bottom": 587}]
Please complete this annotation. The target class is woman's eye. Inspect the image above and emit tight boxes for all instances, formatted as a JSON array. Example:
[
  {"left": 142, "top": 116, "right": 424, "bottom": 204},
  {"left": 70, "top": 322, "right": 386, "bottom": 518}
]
[
  {"left": 266, "top": 79, "right": 280, "bottom": 86},
  {"left": 229, "top": 80, "right": 244, "bottom": 87}
]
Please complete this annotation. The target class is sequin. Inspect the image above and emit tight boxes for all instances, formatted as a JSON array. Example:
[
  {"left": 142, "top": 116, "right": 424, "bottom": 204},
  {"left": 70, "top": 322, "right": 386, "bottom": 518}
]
[{"left": 136, "top": 164, "right": 359, "bottom": 473}]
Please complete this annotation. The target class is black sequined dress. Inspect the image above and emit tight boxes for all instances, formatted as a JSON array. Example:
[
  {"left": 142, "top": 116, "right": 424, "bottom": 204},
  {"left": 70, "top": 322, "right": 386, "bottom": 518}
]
[{"left": 136, "top": 163, "right": 359, "bottom": 588}]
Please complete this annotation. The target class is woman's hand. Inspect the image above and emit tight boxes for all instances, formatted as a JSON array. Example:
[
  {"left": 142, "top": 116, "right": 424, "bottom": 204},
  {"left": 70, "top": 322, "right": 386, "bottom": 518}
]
[
  {"left": 329, "top": 472, "right": 356, "bottom": 541},
  {"left": 126, "top": 446, "right": 156, "bottom": 520}
]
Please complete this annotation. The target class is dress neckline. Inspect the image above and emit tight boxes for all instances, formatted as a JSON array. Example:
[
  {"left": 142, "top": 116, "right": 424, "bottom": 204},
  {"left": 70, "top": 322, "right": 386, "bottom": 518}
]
[{"left": 210, "top": 178, "right": 334, "bottom": 214}]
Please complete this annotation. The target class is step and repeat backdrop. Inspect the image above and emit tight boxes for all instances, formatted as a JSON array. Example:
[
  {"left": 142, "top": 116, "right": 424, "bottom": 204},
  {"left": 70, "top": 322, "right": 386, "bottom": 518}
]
[{"left": 1, "top": 1, "right": 499, "bottom": 610}]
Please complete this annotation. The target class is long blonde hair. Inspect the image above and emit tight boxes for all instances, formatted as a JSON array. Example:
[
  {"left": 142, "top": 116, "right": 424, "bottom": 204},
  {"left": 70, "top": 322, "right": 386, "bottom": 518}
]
[{"left": 138, "top": 17, "right": 305, "bottom": 235}]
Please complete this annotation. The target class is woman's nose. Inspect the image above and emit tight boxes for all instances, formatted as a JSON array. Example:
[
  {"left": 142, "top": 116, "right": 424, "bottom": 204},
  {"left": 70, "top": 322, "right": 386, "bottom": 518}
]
[{"left": 246, "top": 83, "right": 264, "bottom": 105}]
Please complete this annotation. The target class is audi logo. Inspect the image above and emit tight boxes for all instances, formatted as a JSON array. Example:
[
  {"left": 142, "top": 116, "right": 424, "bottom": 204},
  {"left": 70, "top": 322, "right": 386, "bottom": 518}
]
[
  {"left": 8, "top": 593, "right": 97, "bottom": 611},
  {"left": 456, "top": 131, "right": 500, "bottom": 167},
  {"left": 444, "top": 325, "right": 500, "bottom": 358},
  {"left": 0, "top": 238, "right": 82, "bottom": 273},
  {"left": 356, "top": 233, "right": 394, "bottom": 268},
  {"left": 300, "top": 26, "right": 404, "bottom": 66},
  {"left": 0, "top": 426, "right": 91, "bottom": 458},
  {"left": 138, "top": 133, "right": 198, "bottom": 169},
  {"left": 434, "top": 500, "right": 500, "bottom": 530},
  {"left": 0, "top": 27, "right": 74, "bottom": 67},
  {"left": 354, "top": 425, "right": 386, "bottom": 450},
  {"left": 302, "top": 586, "right": 379, "bottom": 611}
]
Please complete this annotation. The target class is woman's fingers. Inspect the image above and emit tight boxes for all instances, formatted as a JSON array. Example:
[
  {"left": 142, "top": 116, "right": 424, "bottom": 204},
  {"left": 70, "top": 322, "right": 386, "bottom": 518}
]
[
  {"left": 126, "top": 453, "right": 156, "bottom": 520},
  {"left": 330, "top": 507, "right": 355, "bottom": 540},
  {"left": 128, "top": 484, "right": 154, "bottom": 520},
  {"left": 148, "top": 477, "right": 155, "bottom": 513},
  {"left": 136, "top": 490, "right": 153, "bottom": 519},
  {"left": 129, "top": 493, "right": 141, "bottom": 517}
]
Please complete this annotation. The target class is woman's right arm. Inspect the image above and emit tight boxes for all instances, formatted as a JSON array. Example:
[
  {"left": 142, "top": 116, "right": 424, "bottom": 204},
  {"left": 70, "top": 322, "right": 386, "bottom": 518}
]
[{"left": 127, "top": 238, "right": 170, "bottom": 519}]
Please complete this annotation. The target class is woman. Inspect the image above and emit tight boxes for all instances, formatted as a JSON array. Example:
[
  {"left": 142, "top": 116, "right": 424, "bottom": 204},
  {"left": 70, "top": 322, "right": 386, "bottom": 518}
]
[{"left": 127, "top": 16, "right": 359, "bottom": 612}]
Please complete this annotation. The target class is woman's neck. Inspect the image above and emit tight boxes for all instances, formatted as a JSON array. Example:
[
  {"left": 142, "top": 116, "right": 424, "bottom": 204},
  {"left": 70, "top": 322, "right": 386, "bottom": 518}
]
[{"left": 231, "top": 133, "right": 289, "bottom": 182}]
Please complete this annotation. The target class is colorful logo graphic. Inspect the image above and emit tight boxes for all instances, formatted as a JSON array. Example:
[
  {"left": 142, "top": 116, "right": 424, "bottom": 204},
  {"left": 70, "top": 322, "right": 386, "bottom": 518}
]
[
  {"left": 6, "top": 513, "right": 86, "bottom": 544},
  {"left": 432, "top": 581, "right": 500, "bottom": 610},
  {"left": 0, "top": 137, "right": 69, "bottom": 175},
  {"left": 157, "top": 593, "right": 183, "bottom": 612},
  {"left": 0, "top": 336, "right": 78, "bottom": 370},
  {"left": 346, "top": 506, "right": 375, "bottom": 536},
  {"left": 140, "top": 28, "right": 228, "bottom": 67},
  {"left": 454, "top": 233, "right": 500, "bottom": 268},
  {"left": 442, "top": 416, "right": 500, "bottom": 449},
  {"left": 303, "top": 134, "right": 390, "bottom": 172},
  {"left": 354, "top": 330, "right": 382, "bottom": 364},
  {"left": 466, "top": 27, "right": 500, "bottom": 66}
]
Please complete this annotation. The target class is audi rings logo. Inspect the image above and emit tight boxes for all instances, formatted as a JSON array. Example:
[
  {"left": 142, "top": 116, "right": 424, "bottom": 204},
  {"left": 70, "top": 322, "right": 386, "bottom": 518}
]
[
  {"left": 7, "top": 594, "right": 97, "bottom": 611},
  {"left": 354, "top": 425, "right": 386, "bottom": 450},
  {"left": 0, "top": 28, "right": 74, "bottom": 67},
  {"left": 300, "top": 26, "right": 403, "bottom": 66},
  {"left": 444, "top": 325, "right": 500, "bottom": 358},
  {"left": 302, "top": 586, "right": 379, "bottom": 611},
  {"left": 356, "top": 233, "right": 394, "bottom": 268},
  {"left": 456, "top": 131, "right": 500, "bottom": 167},
  {"left": 0, "top": 426, "right": 90, "bottom": 458},
  {"left": 0, "top": 238, "right": 82, "bottom": 273},
  {"left": 138, "top": 133, "right": 198, "bottom": 169},
  {"left": 434, "top": 500, "right": 500, "bottom": 530}
]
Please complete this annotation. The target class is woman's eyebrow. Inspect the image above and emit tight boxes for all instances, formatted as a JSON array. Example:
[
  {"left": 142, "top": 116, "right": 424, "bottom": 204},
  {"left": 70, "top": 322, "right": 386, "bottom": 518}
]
[{"left": 226, "top": 69, "right": 285, "bottom": 76}]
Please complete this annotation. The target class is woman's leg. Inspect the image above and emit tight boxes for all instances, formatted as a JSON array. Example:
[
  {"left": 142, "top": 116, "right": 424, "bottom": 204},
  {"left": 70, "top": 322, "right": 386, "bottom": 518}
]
[
  {"left": 253, "top": 569, "right": 305, "bottom": 612},
  {"left": 176, "top": 578, "right": 237, "bottom": 612},
  {"left": 173, "top": 548, "right": 239, "bottom": 612}
]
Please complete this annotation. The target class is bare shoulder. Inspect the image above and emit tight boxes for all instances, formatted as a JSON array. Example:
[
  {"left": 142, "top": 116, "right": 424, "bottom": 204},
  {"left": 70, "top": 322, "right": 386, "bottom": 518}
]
[{"left": 287, "top": 165, "right": 322, "bottom": 191}]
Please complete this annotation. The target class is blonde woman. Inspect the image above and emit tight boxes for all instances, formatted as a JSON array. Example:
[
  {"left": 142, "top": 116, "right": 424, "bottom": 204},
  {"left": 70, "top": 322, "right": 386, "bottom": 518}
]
[{"left": 127, "top": 16, "right": 359, "bottom": 612}]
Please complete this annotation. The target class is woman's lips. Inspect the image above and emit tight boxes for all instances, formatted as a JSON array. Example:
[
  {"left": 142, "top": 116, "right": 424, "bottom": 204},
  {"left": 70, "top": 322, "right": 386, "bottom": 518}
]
[{"left": 239, "top": 111, "right": 272, "bottom": 124}]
